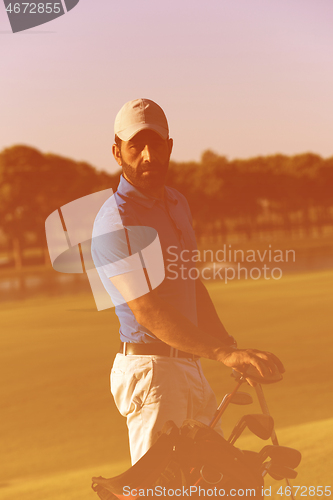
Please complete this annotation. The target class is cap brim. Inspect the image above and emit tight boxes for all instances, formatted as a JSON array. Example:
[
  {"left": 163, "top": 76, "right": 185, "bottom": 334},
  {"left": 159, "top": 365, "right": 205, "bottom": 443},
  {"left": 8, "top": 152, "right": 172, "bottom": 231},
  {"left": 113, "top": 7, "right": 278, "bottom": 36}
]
[{"left": 117, "top": 123, "right": 168, "bottom": 141}]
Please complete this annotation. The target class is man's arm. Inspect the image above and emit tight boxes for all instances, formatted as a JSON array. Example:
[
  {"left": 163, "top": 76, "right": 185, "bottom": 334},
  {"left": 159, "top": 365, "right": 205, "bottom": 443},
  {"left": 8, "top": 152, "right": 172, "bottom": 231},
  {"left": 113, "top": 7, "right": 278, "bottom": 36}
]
[
  {"left": 110, "top": 275, "right": 284, "bottom": 378},
  {"left": 195, "top": 278, "right": 231, "bottom": 341}
]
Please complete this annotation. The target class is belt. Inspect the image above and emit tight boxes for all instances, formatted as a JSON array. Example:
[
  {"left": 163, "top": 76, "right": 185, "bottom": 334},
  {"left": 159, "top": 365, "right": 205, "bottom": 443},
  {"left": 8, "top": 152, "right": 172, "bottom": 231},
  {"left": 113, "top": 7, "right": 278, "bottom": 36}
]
[{"left": 119, "top": 342, "right": 199, "bottom": 360}]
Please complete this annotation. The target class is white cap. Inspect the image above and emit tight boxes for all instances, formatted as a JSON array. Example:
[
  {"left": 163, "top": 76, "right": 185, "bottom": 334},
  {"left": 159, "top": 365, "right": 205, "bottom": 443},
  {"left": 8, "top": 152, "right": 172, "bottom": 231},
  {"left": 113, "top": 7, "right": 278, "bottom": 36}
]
[{"left": 114, "top": 98, "right": 169, "bottom": 141}]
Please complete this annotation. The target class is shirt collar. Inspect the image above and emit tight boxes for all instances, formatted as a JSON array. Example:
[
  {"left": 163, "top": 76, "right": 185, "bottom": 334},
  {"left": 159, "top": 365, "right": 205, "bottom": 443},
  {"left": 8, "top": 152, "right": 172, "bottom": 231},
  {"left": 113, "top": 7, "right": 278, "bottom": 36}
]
[{"left": 117, "top": 175, "right": 178, "bottom": 208}]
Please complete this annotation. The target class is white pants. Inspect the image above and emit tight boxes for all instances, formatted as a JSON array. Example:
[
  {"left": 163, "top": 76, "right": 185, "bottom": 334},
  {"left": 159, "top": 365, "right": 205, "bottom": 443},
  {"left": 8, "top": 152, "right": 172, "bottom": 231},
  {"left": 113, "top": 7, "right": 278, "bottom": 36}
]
[{"left": 110, "top": 353, "right": 221, "bottom": 464}]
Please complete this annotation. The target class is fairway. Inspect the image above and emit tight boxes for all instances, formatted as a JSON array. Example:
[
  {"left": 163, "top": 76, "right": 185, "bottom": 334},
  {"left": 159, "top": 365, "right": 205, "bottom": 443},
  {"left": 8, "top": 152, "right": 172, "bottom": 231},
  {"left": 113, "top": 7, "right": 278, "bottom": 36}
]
[{"left": 1, "top": 269, "right": 332, "bottom": 499}]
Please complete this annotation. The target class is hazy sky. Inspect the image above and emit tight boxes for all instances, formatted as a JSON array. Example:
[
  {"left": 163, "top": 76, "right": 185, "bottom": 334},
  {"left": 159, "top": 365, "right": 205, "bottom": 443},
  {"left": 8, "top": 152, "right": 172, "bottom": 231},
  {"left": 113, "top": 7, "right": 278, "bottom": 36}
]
[{"left": 1, "top": 0, "right": 333, "bottom": 173}]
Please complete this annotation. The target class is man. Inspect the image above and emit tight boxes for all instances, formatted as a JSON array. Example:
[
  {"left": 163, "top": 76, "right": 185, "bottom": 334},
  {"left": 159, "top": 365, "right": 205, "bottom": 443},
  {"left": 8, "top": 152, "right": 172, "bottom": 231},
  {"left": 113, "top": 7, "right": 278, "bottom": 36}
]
[{"left": 92, "top": 98, "right": 284, "bottom": 465}]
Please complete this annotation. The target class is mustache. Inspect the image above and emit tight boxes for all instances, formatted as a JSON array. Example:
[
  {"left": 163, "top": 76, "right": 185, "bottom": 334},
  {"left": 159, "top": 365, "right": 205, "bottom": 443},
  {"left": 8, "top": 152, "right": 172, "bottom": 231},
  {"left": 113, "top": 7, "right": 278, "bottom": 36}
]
[{"left": 140, "top": 161, "right": 168, "bottom": 172}]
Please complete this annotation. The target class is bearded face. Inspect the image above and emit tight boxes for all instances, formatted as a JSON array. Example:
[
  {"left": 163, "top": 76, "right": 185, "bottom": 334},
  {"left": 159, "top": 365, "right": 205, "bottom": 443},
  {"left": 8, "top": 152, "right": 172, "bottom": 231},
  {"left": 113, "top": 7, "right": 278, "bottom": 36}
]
[
  {"left": 114, "top": 130, "right": 173, "bottom": 194},
  {"left": 120, "top": 154, "right": 170, "bottom": 191}
]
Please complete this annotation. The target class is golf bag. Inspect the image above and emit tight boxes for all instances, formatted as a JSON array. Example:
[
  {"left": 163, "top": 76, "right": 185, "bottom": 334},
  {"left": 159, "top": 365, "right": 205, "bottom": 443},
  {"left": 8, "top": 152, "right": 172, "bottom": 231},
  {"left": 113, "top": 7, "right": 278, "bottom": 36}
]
[{"left": 92, "top": 419, "right": 264, "bottom": 500}]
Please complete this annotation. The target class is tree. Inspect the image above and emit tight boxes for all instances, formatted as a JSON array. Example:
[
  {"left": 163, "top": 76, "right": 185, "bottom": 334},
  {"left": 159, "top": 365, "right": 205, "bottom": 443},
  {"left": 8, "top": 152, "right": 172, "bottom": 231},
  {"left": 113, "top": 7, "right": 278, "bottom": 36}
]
[{"left": 0, "top": 145, "right": 119, "bottom": 268}]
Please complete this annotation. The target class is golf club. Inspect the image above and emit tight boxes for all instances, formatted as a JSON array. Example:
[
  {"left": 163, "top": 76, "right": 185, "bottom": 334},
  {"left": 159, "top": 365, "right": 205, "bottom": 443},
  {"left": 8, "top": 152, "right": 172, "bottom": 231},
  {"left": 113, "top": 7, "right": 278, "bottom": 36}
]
[
  {"left": 259, "top": 445, "right": 301, "bottom": 469},
  {"left": 228, "top": 414, "right": 274, "bottom": 445},
  {"left": 232, "top": 365, "right": 297, "bottom": 500},
  {"left": 208, "top": 379, "right": 244, "bottom": 428},
  {"left": 254, "top": 383, "right": 296, "bottom": 500},
  {"left": 262, "top": 461, "right": 298, "bottom": 480},
  {"left": 221, "top": 391, "right": 253, "bottom": 406}
]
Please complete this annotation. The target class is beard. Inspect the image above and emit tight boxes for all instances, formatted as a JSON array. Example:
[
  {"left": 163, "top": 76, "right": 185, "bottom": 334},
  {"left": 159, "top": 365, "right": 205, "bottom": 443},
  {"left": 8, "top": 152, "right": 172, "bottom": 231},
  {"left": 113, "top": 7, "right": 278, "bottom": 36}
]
[{"left": 121, "top": 157, "right": 169, "bottom": 192}]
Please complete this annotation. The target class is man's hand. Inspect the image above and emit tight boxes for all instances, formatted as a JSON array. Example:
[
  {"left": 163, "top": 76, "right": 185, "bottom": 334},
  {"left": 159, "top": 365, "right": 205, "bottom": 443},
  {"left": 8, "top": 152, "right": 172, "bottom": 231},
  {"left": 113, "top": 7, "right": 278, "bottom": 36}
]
[{"left": 218, "top": 348, "right": 285, "bottom": 387}]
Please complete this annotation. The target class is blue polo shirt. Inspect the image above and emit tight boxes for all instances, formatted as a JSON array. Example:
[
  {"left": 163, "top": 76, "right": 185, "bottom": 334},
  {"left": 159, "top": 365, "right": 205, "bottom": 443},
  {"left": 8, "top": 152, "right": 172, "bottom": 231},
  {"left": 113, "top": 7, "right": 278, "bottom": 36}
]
[{"left": 91, "top": 175, "right": 198, "bottom": 343}]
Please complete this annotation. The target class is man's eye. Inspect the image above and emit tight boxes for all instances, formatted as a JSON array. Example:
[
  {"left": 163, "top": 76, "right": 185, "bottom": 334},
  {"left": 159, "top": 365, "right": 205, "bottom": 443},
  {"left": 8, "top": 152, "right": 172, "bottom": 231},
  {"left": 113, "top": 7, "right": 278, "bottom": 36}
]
[{"left": 129, "top": 141, "right": 163, "bottom": 150}]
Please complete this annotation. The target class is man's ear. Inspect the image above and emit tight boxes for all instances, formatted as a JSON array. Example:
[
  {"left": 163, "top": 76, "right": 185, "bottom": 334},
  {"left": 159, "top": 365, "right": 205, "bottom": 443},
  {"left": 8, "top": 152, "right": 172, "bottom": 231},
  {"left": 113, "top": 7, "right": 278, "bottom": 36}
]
[{"left": 112, "top": 143, "right": 122, "bottom": 167}]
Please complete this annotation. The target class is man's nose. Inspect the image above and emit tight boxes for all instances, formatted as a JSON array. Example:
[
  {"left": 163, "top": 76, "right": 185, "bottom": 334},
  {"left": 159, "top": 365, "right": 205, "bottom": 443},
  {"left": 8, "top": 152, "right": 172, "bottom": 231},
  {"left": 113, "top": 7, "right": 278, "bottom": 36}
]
[{"left": 142, "top": 144, "right": 152, "bottom": 162}]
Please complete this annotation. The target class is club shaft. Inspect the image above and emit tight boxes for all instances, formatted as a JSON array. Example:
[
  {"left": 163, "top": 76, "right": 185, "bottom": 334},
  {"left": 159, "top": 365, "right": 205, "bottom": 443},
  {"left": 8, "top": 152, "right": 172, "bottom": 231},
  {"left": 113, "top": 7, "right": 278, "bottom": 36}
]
[
  {"left": 229, "top": 421, "right": 246, "bottom": 445},
  {"left": 209, "top": 380, "right": 243, "bottom": 428},
  {"left": 255, "top": 384, "right": 278, "bottom": 445}
]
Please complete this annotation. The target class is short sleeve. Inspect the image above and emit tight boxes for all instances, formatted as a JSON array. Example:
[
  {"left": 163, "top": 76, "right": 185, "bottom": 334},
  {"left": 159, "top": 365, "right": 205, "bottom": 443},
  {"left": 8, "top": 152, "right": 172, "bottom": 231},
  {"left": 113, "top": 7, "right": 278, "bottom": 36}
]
[{"left": 91, "top": 208, "right": 160, "bottom": 279}]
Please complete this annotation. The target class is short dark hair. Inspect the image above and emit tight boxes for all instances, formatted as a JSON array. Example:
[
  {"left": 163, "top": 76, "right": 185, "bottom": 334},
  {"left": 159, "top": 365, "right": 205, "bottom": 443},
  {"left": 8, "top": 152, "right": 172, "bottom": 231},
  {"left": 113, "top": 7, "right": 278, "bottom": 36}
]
[{"left": 114, "top": 134, "right": 122, "bottom": 150}]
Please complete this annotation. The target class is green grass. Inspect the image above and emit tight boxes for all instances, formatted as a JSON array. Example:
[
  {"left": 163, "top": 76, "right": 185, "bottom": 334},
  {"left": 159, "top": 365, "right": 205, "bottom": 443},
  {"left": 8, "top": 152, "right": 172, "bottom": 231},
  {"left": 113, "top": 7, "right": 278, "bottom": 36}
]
[{"left": 1, "top": 269, "right": 332, "bottom": 499}]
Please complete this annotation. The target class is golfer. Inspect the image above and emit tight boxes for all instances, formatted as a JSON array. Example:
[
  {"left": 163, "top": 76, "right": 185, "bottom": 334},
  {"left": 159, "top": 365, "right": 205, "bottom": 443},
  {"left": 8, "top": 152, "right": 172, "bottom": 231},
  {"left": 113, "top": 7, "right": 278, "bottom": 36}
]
[{"left": 92, "top": 98, "right": 284, "bottom": 465}]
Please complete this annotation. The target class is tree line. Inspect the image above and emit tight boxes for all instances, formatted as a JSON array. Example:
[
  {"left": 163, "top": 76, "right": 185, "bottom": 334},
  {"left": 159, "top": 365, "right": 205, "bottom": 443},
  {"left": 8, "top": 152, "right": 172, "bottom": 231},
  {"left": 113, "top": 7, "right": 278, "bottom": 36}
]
[
  {"left": 167, "top": 150, "right": 333, "bottom": 238},
  {"left": 0, "top": 145, "right": 332, "bottom": 267}
]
